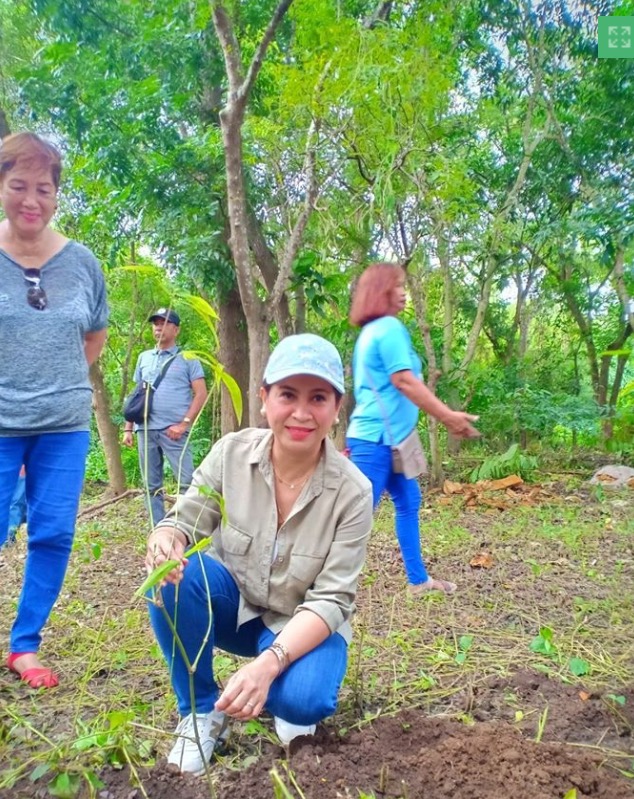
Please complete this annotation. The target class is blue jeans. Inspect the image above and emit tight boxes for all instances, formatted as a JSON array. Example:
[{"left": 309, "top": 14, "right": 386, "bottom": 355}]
[
  {"left": 148, "top": 557, "right": 348, "bottom": 723},
  {"left": 0, "top": 432, "right": 90, "bottom": 652},
  {"left": 137, "top": 429, "right": 195, "bottom": 526},
  {"left": 7, "top": 474, "right": 27, "bottom": 544},
  {"left": 346, "top": 437, "right": 428, "bottom": 586}
]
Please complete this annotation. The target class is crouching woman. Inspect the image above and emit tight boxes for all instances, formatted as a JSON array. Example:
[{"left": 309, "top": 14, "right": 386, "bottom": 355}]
[{"left": 145, "top": 334, "right": 373, "bottom": 775}]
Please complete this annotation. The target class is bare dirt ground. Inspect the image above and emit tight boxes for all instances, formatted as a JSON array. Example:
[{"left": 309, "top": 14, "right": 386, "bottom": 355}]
[{"left": 1, "top": 474, "right": 633, "bottom": 798}]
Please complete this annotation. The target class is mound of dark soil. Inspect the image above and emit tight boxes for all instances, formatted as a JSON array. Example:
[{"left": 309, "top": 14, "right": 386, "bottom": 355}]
[
  {"left": 77, "top": 709, "right": 634, "bottom": 799},
  {"left": 230, "top": 713, "right": 632, "bottom": 799},
  {"left": 4, "top": 668, "right": 633, "bottom": 799}
]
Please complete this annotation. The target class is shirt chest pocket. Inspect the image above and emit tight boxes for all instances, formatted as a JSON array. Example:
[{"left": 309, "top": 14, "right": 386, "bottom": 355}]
[
  {"left": 287, "top": 552, "right": 325, "bottom": 591},
  {"left": 219, "top": 525, "right": 253, "bottom": 586}
]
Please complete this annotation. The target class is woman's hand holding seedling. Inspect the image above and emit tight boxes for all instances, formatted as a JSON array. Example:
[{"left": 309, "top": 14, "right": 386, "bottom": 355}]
[{"left": 145, "top": 527, "right": 188, "bottom": 585}]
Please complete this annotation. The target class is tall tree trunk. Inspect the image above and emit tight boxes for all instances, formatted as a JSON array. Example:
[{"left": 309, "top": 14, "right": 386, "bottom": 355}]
[
  {"left": 218, "top": 284, "right": 250, "bottom": 432},
  {"left": 294, "top": 284, "right": 306, "bottom": 333},
  {"left": 119, "top": 268, "right": 144, "bottom": 404},
  {"left": 212, "top": 0, "right": 302, "bottom": 425},
  {"left": 437, "top": 231, "right": 462, "bottom": 459},
  {"left": 0, "top": 107, "right": 10, "bottom": 138},
  {"left": 407, "top": 260, "right": 445, "bottom": 486},
  {"left": 90, "top": 362, "right": 127, "bottom": 495}
]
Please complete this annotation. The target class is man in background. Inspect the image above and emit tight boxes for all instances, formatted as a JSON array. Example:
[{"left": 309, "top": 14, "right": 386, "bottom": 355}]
[{"left": 123, "top": 308, "right": 207, "bottom": 525}]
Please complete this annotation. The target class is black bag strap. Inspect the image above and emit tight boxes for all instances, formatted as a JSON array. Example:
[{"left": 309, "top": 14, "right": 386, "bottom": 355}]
[{"left": 150, "top": 349, "right": 179, "bottom": 391}]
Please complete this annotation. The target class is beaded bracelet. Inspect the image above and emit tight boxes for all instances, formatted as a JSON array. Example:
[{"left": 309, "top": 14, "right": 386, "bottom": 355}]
[{"left": 267, "top": 641, "right": 290, "bottom": 675}]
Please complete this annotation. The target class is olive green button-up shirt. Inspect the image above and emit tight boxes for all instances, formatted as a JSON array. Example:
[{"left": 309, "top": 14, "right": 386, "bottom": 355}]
[{"left": 155, "top": 428, "right": 373, "bottom": 642}]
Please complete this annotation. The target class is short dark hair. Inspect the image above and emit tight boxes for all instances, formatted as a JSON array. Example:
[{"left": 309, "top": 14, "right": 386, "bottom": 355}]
[
  {"left": 349, "top": 262, "right": 405, "bottom": 327},
  {"left": 0, "top": 132, "right": 62, "bottom": 190}
]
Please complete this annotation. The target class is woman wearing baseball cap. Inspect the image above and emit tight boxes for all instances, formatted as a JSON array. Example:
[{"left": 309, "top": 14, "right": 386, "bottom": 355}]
[{"left": 145, "top": 333, "right": 373, "bottom": 775}]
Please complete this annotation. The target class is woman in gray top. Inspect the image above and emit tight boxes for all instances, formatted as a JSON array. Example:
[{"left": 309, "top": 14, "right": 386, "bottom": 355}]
[
  {"left": 0, "top": 132, "right": 108, "bottom": 689},
  {"left": 146, "top": 334, "right": 373, "bottom": 775}
]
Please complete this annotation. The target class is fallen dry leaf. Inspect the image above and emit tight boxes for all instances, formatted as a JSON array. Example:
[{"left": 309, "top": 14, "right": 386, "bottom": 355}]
[
  {"left": 579, "top": 690, "right": 591, "bottom": 701},
  {"left": 464, "top": 492, "right": 479, "bottom": 507},
  {"left": 443, "top": 480, "right": 464, "bottom": 495},
  {"left": 597, "top": 473, "right": 617, "bottom": 482},
  {"left": 480, "top": 475, "right": 524, "bottom": 491},
  {"left": 470, "top": 551, "right": 495, "bottom": 569},
  {"left": 479, "top": 496, "right": 509, "bottom": 510}
]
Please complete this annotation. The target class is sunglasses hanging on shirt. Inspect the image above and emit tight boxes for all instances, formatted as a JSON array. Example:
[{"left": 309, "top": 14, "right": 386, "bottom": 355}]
[{"left": 22, "top": 268, "right": 48, "bottom": 311}]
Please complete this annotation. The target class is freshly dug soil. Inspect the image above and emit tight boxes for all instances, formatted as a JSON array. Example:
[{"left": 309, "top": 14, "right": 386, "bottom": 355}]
[
  {"left": 14, "top": 667, "right": 630, "bottom": 799},
  {"left": 79, "top": 703, "right": 633, "bottom": 799},
  {"left": 97, "top": 667, "right": 634, "bottom": 798}
]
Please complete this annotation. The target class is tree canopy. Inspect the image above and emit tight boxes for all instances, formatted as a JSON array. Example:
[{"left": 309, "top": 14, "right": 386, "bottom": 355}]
[{"left": 1, "top": 0, "right": 632, "bottom": 487}]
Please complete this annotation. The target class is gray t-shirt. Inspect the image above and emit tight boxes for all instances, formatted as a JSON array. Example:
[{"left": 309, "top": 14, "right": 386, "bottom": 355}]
[
  {"left": 0, "top": 241, "right": 109, "bottom": 435},
  {"left": 133, "top": 346, "right": 204, "bottom": 430}
]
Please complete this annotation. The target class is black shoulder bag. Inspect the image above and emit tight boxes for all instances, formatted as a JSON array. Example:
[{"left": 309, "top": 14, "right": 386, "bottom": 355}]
[{"left": 123, "top": 353, "right": 178, "bottom": 425}]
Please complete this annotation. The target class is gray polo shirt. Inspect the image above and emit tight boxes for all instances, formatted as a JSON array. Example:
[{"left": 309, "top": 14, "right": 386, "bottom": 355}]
[
  {"left": 0, "top": 241, "right": 108, "bottom": 434},
  {"left": 133, "top": 346, "right": 204, "bottom": 430}
]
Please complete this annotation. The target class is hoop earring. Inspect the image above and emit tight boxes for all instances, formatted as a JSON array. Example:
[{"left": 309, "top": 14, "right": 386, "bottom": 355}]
[{"left": 335, "top": 416, "right": 340, "bottom": 424}]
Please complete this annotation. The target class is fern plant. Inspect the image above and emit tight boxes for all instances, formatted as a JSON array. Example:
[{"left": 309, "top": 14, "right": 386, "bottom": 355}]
[{"left": 470, "top": 443, "right": 538, "bottom": 482}]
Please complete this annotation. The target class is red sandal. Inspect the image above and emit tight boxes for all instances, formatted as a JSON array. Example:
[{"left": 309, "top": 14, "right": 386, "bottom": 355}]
[{"left": 6, "top": 652, "right": 59, "bottom": 689}]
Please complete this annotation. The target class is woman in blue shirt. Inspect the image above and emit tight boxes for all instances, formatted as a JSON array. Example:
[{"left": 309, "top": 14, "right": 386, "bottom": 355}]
[{"left": 347, "top": 263, "right": 479, "bottom": 595}]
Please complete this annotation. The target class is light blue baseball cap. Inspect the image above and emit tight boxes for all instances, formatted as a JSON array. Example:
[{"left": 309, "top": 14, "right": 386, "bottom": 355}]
[{"left": 263, "top": 334, "right": 345, "bottom": 394}]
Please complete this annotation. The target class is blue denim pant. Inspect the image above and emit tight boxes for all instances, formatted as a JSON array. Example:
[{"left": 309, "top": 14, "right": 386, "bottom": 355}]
[
  {"left": 346, "top": 437, "right": 428, "bottom": 586},
  {"left": 0, "top": 432, "right": 90, "bottom": 652},
  {"left": 148, "top": 556, "right": 348, "bottom": 724},
  {"left": 137, "top": 429, "right": 195, "bottom": 526},
  {"left": 7, "top": 474, "right": 27, "bottom": 544}
]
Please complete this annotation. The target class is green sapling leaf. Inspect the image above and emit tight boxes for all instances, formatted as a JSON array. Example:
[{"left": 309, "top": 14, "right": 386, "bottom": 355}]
[
  {"left": 134, "top": 536, "right": 213, "bottom": 599},
  {"left": 568, "top": 657, "right": 590, "bottom": 677}
]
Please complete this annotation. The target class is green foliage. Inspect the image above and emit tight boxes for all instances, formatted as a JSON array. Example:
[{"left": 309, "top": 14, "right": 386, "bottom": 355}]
[
  {"left": 2, "top": 0, "right": 632, "bottom": 475},
  {"left": 568, "top": 657, "right": 590, "bottom": 678},
  {"left": 470, "top": 444, "right": 538, "bottom": 482},
  {"left": 47, "top": 772, "right": 84, "bottom": 799},
  {"left": 455, "top": 635, "right": 474, "bottom": 666},
  {"left": 607, "top": 694, "right": 627, "bottom": 706},
  {"left": 529, "top": 626, "right": 557, "bottom": 658},
  {"left": 469, "top": 368, "right": 603, "bottom": 448}
]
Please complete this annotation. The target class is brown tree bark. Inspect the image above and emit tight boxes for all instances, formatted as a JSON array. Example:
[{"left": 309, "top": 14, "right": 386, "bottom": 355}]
[
  {"left": 90, "top": 361, "right": 127, "bottom": 495},
  {"left": 218, "top": 283, "right": 250, "bottom": 432},
  {"left": 0, "top": 108, "right": 11, "bottom": 138},
  {"left": 212, "top": 1, "right": 322, "bottom": 423}
]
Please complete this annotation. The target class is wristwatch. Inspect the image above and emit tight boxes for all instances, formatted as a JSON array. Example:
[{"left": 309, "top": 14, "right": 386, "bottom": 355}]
[{"left": 183, "top": 416, "right": 192, "bottom": 425}]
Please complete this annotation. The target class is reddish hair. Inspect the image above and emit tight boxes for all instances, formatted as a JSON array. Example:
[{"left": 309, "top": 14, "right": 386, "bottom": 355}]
[
  {"left": 0, "top": 132, "right": 62, "bottom": 189},
  {"left": 349, "top": 262, "right": 405, "bottom": 326}
]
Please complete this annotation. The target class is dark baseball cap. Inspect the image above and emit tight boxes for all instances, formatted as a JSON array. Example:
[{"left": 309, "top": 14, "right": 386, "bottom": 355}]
[{"left": 148, "top": 307, "right": 180, "bottom": 325}]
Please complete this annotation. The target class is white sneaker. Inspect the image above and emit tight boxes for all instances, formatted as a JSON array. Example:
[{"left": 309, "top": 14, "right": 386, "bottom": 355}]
[
  {"left": 167, "top": 710, "right": 228, "bottom": 775},
  {"left": 274, "top": 716, "right": 316, "bottom": 745}
]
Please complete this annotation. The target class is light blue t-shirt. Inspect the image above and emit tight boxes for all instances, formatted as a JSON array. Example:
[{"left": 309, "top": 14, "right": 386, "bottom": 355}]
[
  {"left": 133, "top": 346, "right": 204, "bottom": 430},
  {"left": 347, "top": 316, "right": 421, "bottom": 445},
  {"left": 0, "top": 241, "right": 109, "bottom": 434}
]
